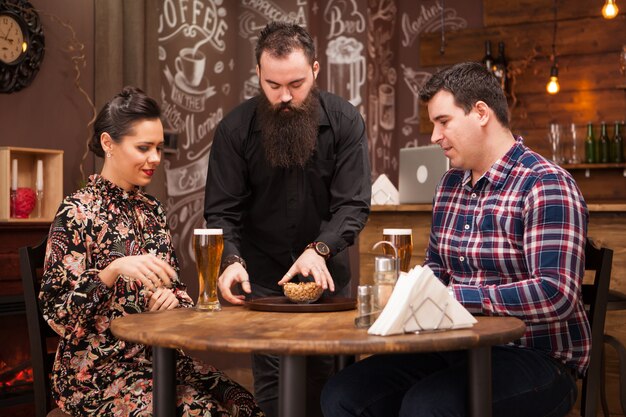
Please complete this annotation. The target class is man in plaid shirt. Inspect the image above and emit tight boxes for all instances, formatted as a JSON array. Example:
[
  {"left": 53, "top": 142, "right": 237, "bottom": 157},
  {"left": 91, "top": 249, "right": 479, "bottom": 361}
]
[{"left": 322, "top": 62, "right": 590, "bottom": 417}]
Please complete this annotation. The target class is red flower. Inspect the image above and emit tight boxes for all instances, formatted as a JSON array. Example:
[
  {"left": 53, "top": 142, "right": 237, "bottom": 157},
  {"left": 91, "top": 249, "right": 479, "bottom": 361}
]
[{"left": 15, "top": 187, "right": 36, "bottom": 218}]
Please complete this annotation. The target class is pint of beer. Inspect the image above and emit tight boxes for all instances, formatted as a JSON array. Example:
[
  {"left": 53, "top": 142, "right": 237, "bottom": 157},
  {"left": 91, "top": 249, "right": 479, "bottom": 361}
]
[
  {"left": 193, "top": 229, "right": 224, "bottom": 311},
  {"left": 382, "top": 228, "right": 413, "bottom": 272}
]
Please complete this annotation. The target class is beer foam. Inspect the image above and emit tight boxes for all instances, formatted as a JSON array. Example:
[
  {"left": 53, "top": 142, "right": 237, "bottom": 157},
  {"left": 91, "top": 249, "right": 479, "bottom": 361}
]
[
  {"left": 383, "top": 228, "right": 412, "bottom": 235},
  {"left": 193, "top": 228, "right": 223, "bottom": 235}
]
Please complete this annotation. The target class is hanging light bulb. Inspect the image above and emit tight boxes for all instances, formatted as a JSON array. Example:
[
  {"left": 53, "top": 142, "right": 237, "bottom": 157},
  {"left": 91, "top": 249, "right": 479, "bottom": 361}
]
[
  {"left": 602, "top": 0, "right": 619, "bottom": 19},
  {"left": 546, "top": 65, "right": 560, "bottom": 94},
  {"left": 546, "top": 0, "right": 560, "bottom": 95}
]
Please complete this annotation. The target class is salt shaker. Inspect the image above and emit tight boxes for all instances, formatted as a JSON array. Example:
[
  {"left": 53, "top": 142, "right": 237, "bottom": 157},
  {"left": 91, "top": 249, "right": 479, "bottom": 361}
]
[{"left": 354, "top": 285, "right": 377, "bottom": 328}]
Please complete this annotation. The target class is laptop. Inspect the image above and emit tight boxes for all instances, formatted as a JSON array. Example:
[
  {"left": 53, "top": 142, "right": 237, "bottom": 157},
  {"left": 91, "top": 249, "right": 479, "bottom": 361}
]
[{"left": 398, "top": 145, "right": 450, "bottom": 204}]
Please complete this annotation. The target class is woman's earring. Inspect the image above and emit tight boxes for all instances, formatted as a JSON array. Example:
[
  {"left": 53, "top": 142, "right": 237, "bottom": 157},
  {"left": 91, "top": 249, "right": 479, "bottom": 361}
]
[{"left": 106, "top": 151, "right": 112, "bottom": 158}]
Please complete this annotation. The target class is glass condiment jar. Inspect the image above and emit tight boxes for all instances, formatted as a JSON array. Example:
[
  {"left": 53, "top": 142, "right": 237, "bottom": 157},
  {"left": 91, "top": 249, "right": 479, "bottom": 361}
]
[{"left": 373, "top": 254, "right": 397, "bottom": 310}]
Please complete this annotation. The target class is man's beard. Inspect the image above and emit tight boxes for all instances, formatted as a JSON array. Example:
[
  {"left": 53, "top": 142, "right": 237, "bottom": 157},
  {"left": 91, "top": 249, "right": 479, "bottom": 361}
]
[{"left": 257, "top": 86, "right": 320, "bottom": 168}]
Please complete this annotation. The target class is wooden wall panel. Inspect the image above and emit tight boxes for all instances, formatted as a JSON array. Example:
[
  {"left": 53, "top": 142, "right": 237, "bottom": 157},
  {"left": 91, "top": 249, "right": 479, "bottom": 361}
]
[
  {"left": 569, "top": 170, "right": 626, "bottom": 202},
  {"left": 417, "top": 90, "right": 625, "bottom": 135},
  {"left": 417, "top": 0, "right": 626, "bottom": 201},
  {"left": 483, "top": 0, "right": 598, "bottom": 26},
  {"left": 512, "top": 90, "right": 626, "bottom": 130},
  {"left": 419, "top": 15, "right": 626, "bottom": 67},
  {"left": 512, "top": 53, "right": 625, "bottom": 94}
]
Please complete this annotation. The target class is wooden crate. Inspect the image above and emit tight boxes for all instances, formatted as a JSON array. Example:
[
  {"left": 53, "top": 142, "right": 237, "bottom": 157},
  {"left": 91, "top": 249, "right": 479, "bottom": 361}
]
[{"left": 0, "top": 147, "right": 64, "bottom": 223}]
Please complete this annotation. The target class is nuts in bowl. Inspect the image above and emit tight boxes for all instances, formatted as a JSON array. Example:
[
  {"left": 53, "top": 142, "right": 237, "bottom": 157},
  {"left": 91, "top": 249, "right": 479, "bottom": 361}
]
[{"left": 283, "top": 282, "right": 324, "bottom": 304}]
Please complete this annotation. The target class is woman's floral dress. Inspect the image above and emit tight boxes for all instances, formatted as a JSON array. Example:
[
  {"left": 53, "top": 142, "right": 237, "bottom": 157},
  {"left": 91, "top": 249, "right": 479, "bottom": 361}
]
[{"left": 40, "top": 175, "right": 264, "bottom": 417}]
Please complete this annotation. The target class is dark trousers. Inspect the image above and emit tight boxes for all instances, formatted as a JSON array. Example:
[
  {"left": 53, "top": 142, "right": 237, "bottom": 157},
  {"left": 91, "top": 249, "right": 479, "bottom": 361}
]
[
  {"left": 249, "top": 282, "right": 350, "bottom": 417},
  {"left": 321, "top": 346, "right": 577, "bottom": 417}
]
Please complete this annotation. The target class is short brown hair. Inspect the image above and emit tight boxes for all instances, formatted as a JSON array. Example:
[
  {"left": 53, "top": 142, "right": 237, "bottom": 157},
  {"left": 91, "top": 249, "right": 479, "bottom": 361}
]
[{"left": 255, "top": 22, "right": 316, "bottom": 68}]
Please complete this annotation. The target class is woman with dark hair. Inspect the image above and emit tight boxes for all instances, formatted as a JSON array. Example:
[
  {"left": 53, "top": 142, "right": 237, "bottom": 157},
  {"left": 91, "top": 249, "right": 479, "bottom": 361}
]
[{"left": 40, "top": 86, "right": 264, "bottom": 417}]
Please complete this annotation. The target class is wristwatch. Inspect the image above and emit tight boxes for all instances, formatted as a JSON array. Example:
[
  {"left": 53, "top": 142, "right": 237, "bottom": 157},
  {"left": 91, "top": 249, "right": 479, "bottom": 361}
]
[
  {"left": 221, "top": 254, "right": 247, "bottom": 271},
  {"left": 305, "top": 241, "right": 331, "bottom": 259}
]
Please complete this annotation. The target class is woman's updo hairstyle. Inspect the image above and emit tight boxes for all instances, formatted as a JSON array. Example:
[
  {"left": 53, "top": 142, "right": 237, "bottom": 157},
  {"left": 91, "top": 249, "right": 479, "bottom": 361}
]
[{"left": 90, "top": 86, "right": 162, "bottom": 158}]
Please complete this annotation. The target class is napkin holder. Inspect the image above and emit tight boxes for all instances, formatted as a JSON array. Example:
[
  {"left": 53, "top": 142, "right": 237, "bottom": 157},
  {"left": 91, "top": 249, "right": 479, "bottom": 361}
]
[
  {"left": 367, "top": 266, "right": 477, "bottom": 336},
  {"left": 371, "top": 174, "right": 399, "bottom": 205}
]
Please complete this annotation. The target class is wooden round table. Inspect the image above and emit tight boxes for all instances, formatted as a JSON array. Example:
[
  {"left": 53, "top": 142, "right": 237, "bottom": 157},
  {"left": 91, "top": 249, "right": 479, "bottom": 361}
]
[{"left": 111, "top": 306, "right": 525, "bottom": 417}]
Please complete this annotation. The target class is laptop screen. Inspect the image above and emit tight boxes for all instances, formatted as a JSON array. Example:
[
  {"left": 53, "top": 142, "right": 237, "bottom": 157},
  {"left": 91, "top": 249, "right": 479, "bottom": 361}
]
[{"left": 398, "top": 145, "right": 450, "bottom": 204}]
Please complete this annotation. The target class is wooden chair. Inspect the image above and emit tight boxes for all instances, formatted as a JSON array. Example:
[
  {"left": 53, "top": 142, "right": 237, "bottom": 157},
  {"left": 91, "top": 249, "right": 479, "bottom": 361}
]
[
  {"left": 19, "top": 237, "right": 71, "bottom": 417},
  {"left": 600, "top": 289, "right": 626, "bottom": 416},
  {"left": 578, "top": 237, "right": 613, "bottom": 417}
]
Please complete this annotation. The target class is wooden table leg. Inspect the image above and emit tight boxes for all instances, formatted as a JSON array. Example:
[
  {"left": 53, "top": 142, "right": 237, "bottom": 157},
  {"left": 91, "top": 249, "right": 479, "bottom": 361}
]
[
  {"left": 468, "top": 346, "right": 492, "bottom": 417},
  {"left": 153, "top": 346, "right": 177, "bottom": 417},
  {"left": 279, "top": 355, "right": 306, "bottom": 417}
]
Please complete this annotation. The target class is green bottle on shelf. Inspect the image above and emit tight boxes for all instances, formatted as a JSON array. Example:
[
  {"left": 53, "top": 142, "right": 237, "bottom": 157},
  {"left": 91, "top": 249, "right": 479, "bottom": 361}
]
[
  {"left": 612, "top": 121, "right": 624, "bottom": 163},
  {"left": 584, "top": 122, "right": 595, "bottom": 163},
  {"left": 598, "top": 121, "right": 610, "bottom": 163}
]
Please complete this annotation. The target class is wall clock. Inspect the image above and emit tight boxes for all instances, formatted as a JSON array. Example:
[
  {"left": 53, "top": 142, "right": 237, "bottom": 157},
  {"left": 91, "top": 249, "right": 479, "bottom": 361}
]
[{"left": 0, "top": 0, "right": 44, "bottom": 93}]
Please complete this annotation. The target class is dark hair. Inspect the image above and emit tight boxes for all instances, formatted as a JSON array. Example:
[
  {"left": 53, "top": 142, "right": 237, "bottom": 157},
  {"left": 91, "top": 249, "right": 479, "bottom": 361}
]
[
  {"left": 255, "top": 21, "right": 316, "bottom": 68},
  {"left": 419, "top": 62, "right": 510, "bottom": 128},
  {"left": 89, "top": 86, "right": 161, "bottom": 158}
]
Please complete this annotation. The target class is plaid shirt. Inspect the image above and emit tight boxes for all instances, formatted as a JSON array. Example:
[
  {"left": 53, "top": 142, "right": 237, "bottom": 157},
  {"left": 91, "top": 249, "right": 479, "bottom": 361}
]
[{"left": 425, "top": 138, "right": 591, "bottom": 375}]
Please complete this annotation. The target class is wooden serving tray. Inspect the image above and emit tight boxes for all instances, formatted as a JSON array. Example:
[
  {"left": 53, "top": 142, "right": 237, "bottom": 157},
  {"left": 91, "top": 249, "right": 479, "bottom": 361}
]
[{"left": 245, "top": 296, "right": 356, "bottom": 313}]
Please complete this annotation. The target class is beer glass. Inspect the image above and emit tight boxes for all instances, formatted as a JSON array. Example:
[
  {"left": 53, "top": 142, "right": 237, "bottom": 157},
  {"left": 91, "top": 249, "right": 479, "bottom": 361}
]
[
  {"left": 382, "top": 228, "right": 413, "bottom": 272},
  {"left": 193, "top": 229, "right": 224, "bottom": 311}
]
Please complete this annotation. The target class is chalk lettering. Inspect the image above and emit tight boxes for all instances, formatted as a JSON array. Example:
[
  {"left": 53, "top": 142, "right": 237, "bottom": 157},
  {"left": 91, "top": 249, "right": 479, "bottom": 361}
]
[
  {"left": 158, "top": 0, "right": 228, "bottom": 51},
  {"left": 401, "top": 3, "right": 442, "bottom": 47},
  {"left": 197, "top": 108, "right": 224, "bottom": 140},
  {"left": 182, "top": 113, "right": 196, "bottom": 150},
  {"left": 161, "top": 95, "right": 184, "bottom": 131},
  {"left": 324, "top": 0, "right": 366, "bottom": 39},
  {"left": 241, "top": 0, "right": 306, "bottom": 25}
]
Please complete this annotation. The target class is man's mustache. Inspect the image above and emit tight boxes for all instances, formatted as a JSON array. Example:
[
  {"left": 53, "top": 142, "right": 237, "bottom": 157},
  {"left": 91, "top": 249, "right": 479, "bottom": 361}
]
[{"left": 273, "top": 101, "right": 300, "bottom": 114}]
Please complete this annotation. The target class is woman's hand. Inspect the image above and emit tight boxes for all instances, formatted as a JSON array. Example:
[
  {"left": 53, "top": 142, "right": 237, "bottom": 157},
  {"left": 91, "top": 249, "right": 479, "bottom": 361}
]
[
  {"left": 147, "top": 287, "right": 180, "bottom": 311},
  {"left": 98, "top": 254, "right": 177, "bottom": 290}
]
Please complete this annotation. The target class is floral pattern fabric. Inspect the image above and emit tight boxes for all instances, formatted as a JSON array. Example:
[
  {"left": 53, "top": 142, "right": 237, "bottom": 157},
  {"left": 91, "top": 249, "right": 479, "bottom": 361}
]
[{"left": 40, "top": 175, "right": 263, "bottom": 417}]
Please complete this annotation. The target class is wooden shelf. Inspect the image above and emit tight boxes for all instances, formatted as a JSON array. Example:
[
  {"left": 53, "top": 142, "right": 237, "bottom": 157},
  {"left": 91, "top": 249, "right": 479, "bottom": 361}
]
[
  {"left": 0, "top": 147, "right": 64, "bottom": 223},
  {"left": 561, "top": 163, "right": 626, "bottom": 169},
  {"left": 561, "top": 163, "right": 626, "bottom": 178}
]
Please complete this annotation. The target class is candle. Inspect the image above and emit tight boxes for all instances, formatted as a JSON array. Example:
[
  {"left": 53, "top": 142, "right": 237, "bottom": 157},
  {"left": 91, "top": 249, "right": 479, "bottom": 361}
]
[
  {"left": 11, "top": 159, "right": 18, "bottom": 190},
  {"left": 36, "top": 159, "right": 43, "bottom": 191}
]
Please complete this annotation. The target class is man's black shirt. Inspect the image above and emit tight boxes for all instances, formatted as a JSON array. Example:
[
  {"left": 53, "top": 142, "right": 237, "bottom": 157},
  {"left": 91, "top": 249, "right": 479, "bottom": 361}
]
[{"left": 204, "top": 91, "right": 371, "bottom": 292}]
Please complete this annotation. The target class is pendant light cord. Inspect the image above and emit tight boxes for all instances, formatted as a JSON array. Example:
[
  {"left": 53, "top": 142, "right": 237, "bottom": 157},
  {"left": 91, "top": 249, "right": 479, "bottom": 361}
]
[
  {"left": 551, "top": 0, "right": 557, "bottom": 64},
  {"left": 440, "top": 0, "right": 445, "bottom": 55}
]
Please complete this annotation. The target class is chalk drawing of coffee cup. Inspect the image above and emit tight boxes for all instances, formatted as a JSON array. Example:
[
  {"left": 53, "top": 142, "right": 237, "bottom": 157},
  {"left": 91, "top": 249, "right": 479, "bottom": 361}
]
[
  {"left": 378, "top": 83, "right": 395, "bottom": 130},
  {"left": 175, "top": 47, "right": 206, "bottom": 88},
  {"left": 326, "top": 36, "right": 366, "bottom": 106}
]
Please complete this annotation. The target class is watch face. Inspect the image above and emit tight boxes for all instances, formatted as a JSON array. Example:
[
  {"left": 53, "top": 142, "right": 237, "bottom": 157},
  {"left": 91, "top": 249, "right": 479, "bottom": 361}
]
[
  {"left": 0, "top": 14, "right": 26, "bottom": 64},
  {"left": 315, "top": 242, "right": 330, "bottom": 256}
]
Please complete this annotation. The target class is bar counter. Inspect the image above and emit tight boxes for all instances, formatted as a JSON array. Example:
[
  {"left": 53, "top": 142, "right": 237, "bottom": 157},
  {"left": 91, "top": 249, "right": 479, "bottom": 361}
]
[{"left": 359, "top": 203, "right": 626, "bottom": 287}]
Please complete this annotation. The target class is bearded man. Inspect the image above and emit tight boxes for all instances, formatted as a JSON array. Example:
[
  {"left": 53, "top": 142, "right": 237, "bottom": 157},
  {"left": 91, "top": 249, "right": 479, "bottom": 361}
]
[{"left": 203, "top": 22, "right": 371, "bottom": 417}]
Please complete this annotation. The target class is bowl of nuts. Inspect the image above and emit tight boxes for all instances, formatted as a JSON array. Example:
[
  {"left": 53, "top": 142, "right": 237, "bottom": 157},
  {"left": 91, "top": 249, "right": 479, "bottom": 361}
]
[{"left": 283, "top": 282, "right": 324, "bottom": 304}]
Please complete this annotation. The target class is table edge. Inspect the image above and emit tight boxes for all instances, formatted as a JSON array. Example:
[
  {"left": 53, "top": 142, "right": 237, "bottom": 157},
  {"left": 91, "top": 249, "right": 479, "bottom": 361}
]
[{"left": 111, "top": 309, "right": 526, "bottom": 356}]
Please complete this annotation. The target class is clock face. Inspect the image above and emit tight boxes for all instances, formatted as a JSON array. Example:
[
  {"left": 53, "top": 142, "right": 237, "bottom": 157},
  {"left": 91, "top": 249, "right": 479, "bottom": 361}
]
[
  {"left": 0, "top": 1, "right": 44, "bottom": 94},
  {"left": 0, "top": 14, "right": 25, "bottom": 64}
]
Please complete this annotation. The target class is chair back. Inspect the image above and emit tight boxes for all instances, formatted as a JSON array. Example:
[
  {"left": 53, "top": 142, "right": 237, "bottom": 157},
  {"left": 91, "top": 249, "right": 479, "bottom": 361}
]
[
  {"left": 580, "top": 237, "right": 613, "bottom": 417},
  {"left": 19, "top": 236, "right": 59, "bottom": 417}
]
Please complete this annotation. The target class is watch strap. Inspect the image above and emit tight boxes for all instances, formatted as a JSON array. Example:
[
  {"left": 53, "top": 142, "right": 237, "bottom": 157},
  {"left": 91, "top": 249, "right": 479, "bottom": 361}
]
[
  {"left": 305, "top": 241, "right": 331, "bottom": 259},
  {"left": 221, "top": 254, "right": 247, "bottom": 271}
]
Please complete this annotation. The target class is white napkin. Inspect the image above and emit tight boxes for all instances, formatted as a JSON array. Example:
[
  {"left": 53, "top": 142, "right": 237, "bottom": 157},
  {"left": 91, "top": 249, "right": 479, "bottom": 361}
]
[
  {"left": 371, "top": 174, "right": 399, "bottom": 205},
  {"left": 368, "top": 266, "right": 477, "bottom": 336}
]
